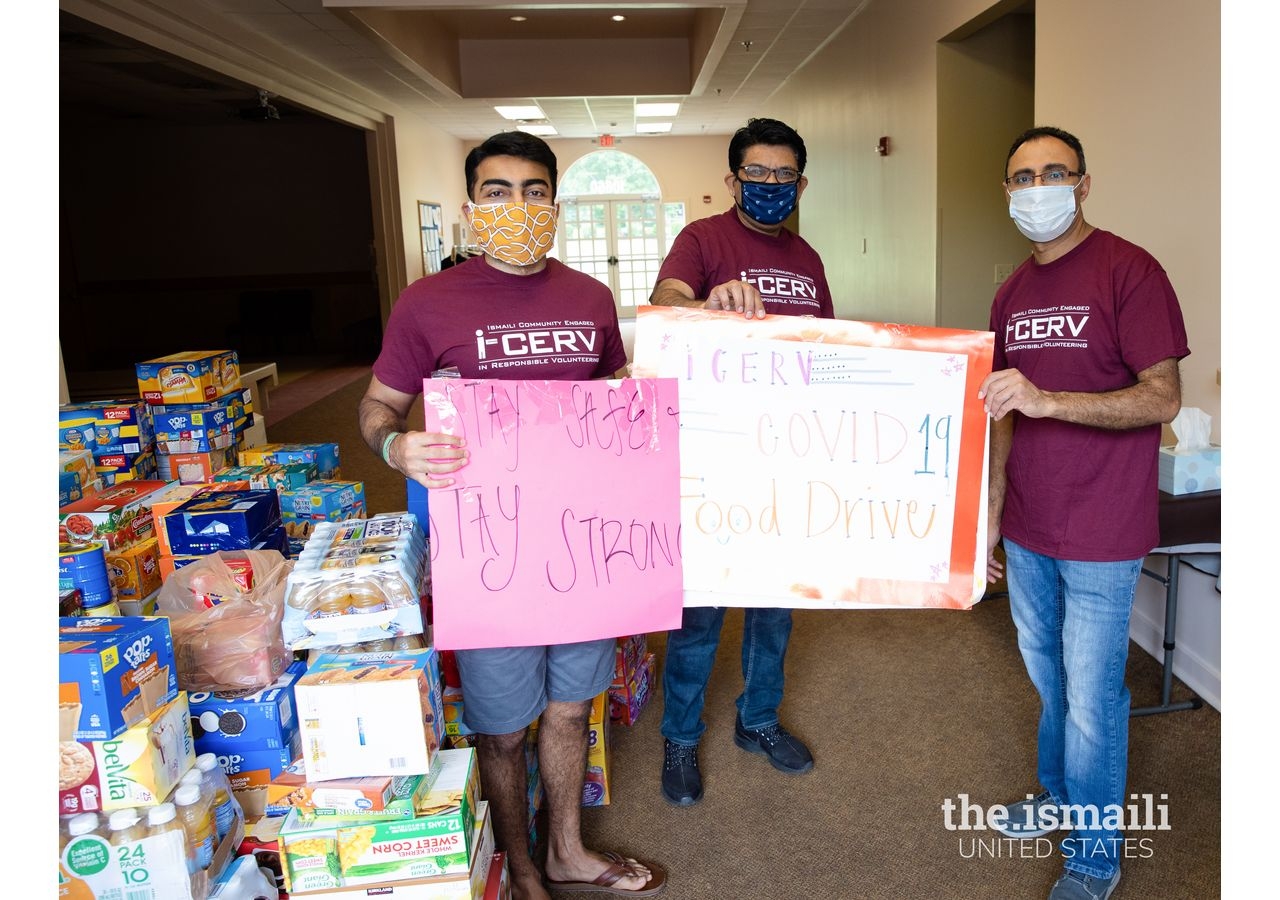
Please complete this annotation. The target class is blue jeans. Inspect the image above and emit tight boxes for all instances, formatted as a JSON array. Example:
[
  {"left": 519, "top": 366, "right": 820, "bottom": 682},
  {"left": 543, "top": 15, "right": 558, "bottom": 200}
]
[
  {"left": 660, "top": 605, "right": 793, "bottom": 745},
  {"left": 1004, "top": 538, "right": 1142, "bottom": 880}
]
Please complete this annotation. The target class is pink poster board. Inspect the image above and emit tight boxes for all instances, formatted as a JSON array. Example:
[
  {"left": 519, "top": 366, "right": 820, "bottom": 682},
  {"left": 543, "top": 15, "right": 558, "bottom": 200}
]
[
  {"left": 631, "top": 306, "right": 995, "bottom": 610},
  {"left": 421, "top": 377, "right": 686, "bottom": 650}
]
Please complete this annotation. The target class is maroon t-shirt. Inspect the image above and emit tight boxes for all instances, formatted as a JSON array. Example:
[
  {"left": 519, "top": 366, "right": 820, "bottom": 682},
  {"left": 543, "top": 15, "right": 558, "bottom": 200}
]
[
  {"left": 990, "top": 229, "right": 1189, "bottom": 561},
  {"left": 656, "top": 208, "right": 835, "bottom": 318},
  {"left": 373, "top": 256, "right": 627, "bottom": 393}
]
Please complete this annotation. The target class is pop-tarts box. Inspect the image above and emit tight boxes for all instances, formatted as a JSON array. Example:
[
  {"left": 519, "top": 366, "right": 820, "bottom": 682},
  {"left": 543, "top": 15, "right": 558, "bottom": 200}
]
[
  {"left": 218, "top": 728, "right": 303, "bottom": 795},
  {"left": 1158, "top": 444, "right": 1222, "bottom": 495},
  {"left": 279, "top": 480, "right": 366, "bottom": 519},
  {"left": 61, "top": 399, "right": 154, "bottom": 454},
  {"left": 59, "top": 616, "right": 180, "bottom": 741},
  {"left": 152, "top": 397, "right": 241, "bottom": 454},
  {"left": 136, "top": 350, "right": 242, "bottom": 406},
  {"left": 164, "top": 489, "right": 282, "bottom": 555},
  {"left": 190, "top": 659, "right": 307, "bottom": 754}
]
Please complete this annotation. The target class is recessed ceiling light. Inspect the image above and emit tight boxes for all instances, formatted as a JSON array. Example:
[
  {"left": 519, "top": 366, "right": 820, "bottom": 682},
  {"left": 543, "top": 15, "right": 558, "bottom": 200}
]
[
  {"left": 495, "top": 105, "right": 544, "bottom": 120},
  {"left": 510, "top": 15, "right": 527, "bottom": 22},
  {"left": 636, "top": 122, "right": 672, "bottom": 134},
  {"left": 636, "top": 102, "right": 680, "bottom": 117},
  {"left": 517, "top": 124, "right": 558, "bottom": 136},
  {"left": 612, "top": 15, "right": 626, "bottom": 22}
]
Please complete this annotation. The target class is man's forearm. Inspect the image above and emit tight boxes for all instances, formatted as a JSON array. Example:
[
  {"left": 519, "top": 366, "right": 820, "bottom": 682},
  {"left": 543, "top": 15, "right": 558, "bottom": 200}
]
[
  {"left": 358, "top": 396, "right": 406, "bottom": 459},
  {"left": 649, "top": 284, "right": 702, "bottom": 308}
]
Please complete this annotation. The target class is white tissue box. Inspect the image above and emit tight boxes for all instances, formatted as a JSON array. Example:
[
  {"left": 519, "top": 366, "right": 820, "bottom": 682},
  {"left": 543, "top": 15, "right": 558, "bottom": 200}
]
[{"left": 1158, "top": 444, "right": 1221, "bottom": 495}]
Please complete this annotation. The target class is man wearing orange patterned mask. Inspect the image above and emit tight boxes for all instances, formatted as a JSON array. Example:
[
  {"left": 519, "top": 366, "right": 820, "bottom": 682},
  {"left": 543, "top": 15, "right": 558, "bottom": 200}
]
[{"left": 359, "top": 131, "right": 666, "bottom": 900}]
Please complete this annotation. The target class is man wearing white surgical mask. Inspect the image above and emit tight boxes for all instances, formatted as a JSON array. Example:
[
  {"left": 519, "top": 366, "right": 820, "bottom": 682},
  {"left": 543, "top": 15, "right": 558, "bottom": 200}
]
[
  {"left": 360, "top": 131, "right": 666, "bottom": 900},
  {"left": 979, "top": 126, "right": 1189, "bottom": 900}
]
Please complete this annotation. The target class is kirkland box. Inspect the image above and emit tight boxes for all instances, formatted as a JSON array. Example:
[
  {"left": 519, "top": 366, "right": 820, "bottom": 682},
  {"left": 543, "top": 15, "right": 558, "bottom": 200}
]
[
  {"left": 294, "top": 648, "right": 441, "bottom": 781},
  {"left": 1158, "top": 444, "right": 1221, "bottom": 495},
  {"left": 189, "top": 658, "right": 307, "bottom": 753},
  {"left": 136, "top": 350, "right": 242, "bottom": 406},
  {"left": 58, "top": 692, "right": 196, "bottom": 815},
  {"left": 279, "top": 799, "right": 492, "bottom": 897},
  {"left": 59, "top": 615, "right": 179, "bottom": 741}
]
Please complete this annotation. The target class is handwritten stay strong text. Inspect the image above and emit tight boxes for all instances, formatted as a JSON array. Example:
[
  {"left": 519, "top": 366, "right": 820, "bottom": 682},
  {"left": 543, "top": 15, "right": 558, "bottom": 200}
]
[{"left": 423, "top": 378, "right": 685, "bottom": 650}]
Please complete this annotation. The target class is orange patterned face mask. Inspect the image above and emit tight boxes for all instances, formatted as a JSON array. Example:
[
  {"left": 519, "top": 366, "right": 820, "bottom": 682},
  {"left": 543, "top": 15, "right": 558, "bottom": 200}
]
[{"left": 465, "top": 202, "right": 558, "bottom": 266}]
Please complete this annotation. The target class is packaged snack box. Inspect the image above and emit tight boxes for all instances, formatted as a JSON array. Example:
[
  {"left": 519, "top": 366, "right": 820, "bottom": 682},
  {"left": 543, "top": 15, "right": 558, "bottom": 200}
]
[
  {"left": 241, "top": 442, "right": 341, "bottom": 479},
  {"left": 58, "top": 692, "right": 195, "bottom": 815},
  {"left": 157, "top": 446, "right": 237, "bottom": 484},
  {"left": 189, "top": 658, "right": 306, "bottom": 754},
  {"left": 150, "top": 480, "right": 251, "bottom": 555},
  {"left": 219, "top": 729, "right": 302, "bottom": 797},
  {"left": 95, "top": 446, "right": 159, "bottom": 486},
  {"left": 163, "top": 488, "right": 282, "bottom": 555},
  {"left": 60, "top": 398, "right": 154, "bottom": 454},
  {"left": 267, "top": 764, "right": 428, "bottom": 818},
  {"left": 59, "top": 479, "right": 175, "bottom": 550},
  {"left": 279, "top": 479, "right": 365, "bottom": 519},
  {"left": 152, "top": 394, "right": 245, "bottom": 453},
  {"left": 136, "top": 350, "right": 241, "bottom": 406},
  {"left": 294, "top": 648, "right": 440, "bottom": 781},
  {"left": 60, "top": 448, "right": 98, "bottom": 499},
  {"left": 59, "top": 615, "right": 179, "bottom": 741},
  {"left": 105, "top": 536, "right": 163, "bottom": 601}
]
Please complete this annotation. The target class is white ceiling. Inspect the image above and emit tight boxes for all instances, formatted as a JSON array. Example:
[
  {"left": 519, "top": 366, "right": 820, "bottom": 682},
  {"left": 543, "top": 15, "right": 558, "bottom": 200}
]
[{"left": 60, "top": 0, "right": 873, "bottom": 138}]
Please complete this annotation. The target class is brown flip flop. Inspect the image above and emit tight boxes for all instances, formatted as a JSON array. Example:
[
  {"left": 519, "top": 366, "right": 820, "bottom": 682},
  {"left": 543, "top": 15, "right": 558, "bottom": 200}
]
[{"left": 546, "top": 851, "right": 668, "bottom": 896}]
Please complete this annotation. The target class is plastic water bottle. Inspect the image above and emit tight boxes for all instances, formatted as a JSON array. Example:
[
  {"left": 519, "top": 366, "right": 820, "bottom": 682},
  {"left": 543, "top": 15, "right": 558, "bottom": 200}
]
[
  {"left": 146, "top": 801, "right": 196, "bottom": 875},
  {"left": 107, "top": 808, "right": 147, "bottom": 847},
  {"left": 174, "top": 782, "right": 215, "bottom": 870},
  {"left": 194, "top": 752, "right": 240, "bottom": 842}
]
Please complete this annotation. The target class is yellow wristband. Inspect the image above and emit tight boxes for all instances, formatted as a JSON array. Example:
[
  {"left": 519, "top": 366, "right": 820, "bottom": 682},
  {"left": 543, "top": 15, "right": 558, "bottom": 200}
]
[{"left": 381, "top": 431, "right": 402, "bottom": 465}]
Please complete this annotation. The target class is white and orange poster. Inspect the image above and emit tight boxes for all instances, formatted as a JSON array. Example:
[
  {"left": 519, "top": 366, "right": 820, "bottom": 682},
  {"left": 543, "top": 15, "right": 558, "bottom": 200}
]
[
  {"left": 631, "top": 306, "right": 995, "bottom": 611},
  {"left": 422, "top": 377, "right": 686, "bottom": 650}
]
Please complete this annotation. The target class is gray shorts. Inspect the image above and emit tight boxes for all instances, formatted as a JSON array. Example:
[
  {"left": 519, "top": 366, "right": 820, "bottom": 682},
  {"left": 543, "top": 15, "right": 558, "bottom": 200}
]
[{"left": 453, "top": 638, "right": 615, "bottom": 734}]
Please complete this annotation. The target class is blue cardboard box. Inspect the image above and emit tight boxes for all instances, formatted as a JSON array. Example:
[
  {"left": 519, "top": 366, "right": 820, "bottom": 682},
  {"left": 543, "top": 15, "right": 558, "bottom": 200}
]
[
  {"left": 152, "top": 396, "right": 242, "bottom": 454},
  {"left": 59, "top": 616, "right": 180, "bottom": 741},
  {"left": 1158, "top": 444, "right": 1221, "bottom": 495},
  {"left": 60, "top": 399, "right": 154, "bottom": 454},
  {"left": 215, "top": 727, "right": 302, "bottom": 795},
  {"left": 164, "top": 489, "right": 282, "bottom": 555},
  {"left": 189, "top": 659, "right": 307, "bottom": 753}
]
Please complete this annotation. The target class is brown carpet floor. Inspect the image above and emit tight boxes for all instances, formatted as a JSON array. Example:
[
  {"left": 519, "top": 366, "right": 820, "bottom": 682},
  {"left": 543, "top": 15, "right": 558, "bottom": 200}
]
[{"left": 268, "top": 373, "right": 1222, "bottom": 900}]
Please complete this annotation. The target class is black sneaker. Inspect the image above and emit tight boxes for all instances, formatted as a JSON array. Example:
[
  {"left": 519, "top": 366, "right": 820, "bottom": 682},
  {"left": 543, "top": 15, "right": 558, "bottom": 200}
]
[
  {"left": 733, "top": 716, "right": 814, "bottom": 774},
  {"left": 661, "top": 738, "right": 703, "bottom": 805}
]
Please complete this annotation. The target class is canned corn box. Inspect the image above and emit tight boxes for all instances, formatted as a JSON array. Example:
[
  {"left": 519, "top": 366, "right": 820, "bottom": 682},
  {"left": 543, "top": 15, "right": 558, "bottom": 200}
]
[
  {"left": 136, "top": 350, "right": 242, "bottom": 406},
  {"left": 280, "top": 777, "right": 484, "bottom": 894}
]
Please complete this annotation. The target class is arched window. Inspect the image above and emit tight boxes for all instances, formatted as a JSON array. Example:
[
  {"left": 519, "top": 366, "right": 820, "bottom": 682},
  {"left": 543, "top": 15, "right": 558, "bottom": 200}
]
[{"left": 554, "top": 150, "right": 685, "bottom": 316}]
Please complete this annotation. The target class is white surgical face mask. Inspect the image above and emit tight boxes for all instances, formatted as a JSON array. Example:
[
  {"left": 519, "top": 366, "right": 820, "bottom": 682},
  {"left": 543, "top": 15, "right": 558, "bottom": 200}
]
[{"left": 1008, "top": 183, "right": 1079, "bottom": 243}]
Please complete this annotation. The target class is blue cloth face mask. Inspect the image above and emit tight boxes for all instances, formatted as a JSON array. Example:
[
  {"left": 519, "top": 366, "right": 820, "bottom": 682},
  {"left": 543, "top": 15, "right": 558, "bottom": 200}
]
[{"left": 738, "top": 180, "right": 798, "bottom": 226}]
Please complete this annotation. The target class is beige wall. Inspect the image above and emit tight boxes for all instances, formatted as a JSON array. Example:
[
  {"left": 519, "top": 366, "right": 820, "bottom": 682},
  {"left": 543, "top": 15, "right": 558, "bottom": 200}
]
[
  {"left": 393, "top": 115, "right": 468, "bottom": 285},
  {"left": 767, "top": 0, "right": 1220, "bottom": 433}
]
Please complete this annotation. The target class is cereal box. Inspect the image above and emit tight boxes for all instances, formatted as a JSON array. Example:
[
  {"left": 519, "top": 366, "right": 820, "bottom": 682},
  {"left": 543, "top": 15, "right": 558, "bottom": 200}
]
[
  {"left": 58, "top": 693, "right": 195, "bottom": 815},
  {"left": 136, "top": 350, "right": 242, "bottom": 406},
  {"left": 59, "top": 615, "right": 179, "bottom": 741}
]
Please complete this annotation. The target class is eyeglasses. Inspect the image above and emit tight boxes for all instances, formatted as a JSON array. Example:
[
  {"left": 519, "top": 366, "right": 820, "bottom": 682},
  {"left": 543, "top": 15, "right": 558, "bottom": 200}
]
[
  {"left": 1003, "top": 169, "right": 1083, "bottom": 190},
  {"left": 736, "top": 164, "right": 801, "bottom": 184}
]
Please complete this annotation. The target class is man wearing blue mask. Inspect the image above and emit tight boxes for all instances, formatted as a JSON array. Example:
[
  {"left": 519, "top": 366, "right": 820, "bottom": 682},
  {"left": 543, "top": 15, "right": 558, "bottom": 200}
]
[
  {"left": 649, "top": 117, "right": 833, "bottom": 806},
  {"left": 980, "top": 126, "right": 1188, "bottom": 900}
]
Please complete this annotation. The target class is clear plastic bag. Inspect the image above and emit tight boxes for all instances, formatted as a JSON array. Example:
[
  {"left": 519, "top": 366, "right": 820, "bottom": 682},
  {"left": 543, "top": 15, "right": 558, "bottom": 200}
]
[{"left": 156, "top": 550, "right": 294, "bottom": 693}]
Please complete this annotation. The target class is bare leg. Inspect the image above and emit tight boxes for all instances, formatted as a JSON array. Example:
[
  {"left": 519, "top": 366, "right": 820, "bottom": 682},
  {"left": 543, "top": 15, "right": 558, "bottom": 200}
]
[
  {"left": 540, "top": 699, "right": 654, "bottom": 890},
  {"left": 476, "top": 728, "right": 549, "bottom": 900}
]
